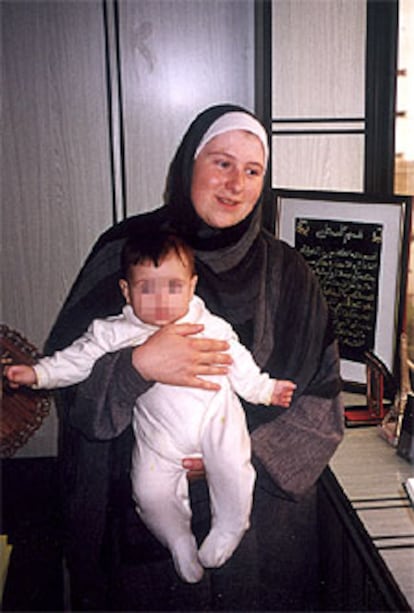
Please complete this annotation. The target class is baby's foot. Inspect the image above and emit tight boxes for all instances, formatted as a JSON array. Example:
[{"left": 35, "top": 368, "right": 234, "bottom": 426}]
[
  {"left": 198, "top": 528, "right": 244, "bottom": 568},
  {"left": 171, "top": 534, "right": 204, "bottom": 583}
]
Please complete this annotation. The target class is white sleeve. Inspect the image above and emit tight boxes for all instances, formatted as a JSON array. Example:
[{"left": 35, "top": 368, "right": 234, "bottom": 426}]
[
  {"left": 33, "top": 318, "right": 122, "bottom": 389},
  {"left": 201, "top": 309, "right": 276, "bottom": 405},
  {"left": 227, "top": 337, "right": 276, "bottom": 405}
]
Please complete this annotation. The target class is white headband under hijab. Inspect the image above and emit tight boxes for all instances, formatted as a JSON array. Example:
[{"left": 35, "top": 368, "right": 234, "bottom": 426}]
[{"left": 194, "top": 111, "right": 269, "bottom": 167}]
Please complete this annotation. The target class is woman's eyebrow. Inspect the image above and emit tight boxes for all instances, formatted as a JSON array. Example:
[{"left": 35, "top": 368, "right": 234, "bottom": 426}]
[
  {"left": 206, "top": 149, "right": 234, "bottom": 158},
  {"left": 206, "top": 150, "right": 264, "bottom": 169}
]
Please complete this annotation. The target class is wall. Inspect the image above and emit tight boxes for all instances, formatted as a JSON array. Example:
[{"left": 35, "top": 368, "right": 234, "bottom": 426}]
[
  {"left": 1, "top": 0, "right": 255, "bottom": 457},
  {"left": 271, "top": 0, "right": 366, "bottom": 192}
]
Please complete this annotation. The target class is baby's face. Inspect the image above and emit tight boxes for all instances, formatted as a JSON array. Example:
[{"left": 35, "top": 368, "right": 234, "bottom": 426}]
[{"left": 120, "top": 252, "right": 197, "bottom": 326}]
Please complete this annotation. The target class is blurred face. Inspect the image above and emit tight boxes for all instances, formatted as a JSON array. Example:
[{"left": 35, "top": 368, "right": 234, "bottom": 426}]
[
  {"left": 191, "top": 130, "right": 266, "bottom": 229},
  {"left": 119, "top": 251, "right": 197, "bottom": 326}
]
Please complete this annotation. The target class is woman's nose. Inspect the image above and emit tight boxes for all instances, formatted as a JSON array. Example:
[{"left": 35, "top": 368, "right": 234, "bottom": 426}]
[{"left": 226, "top": 167, "right": 244, "bottom": 192}]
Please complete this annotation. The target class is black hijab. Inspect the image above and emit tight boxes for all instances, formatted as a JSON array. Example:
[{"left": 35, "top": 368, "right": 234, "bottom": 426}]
[
  {"left": 160, "top": 104, "right": 270, "bottom": 352},
  {"left": 164, "top": 103, "right": 266, "bottom": 252}
]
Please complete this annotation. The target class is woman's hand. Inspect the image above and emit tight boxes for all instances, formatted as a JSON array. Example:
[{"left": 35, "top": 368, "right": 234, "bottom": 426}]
[
  {"left": 182, "top": 457, "right": 206, "bottom": 481},
  {"left": 131, "top": 323, "right": 232, "bottom": 391}
]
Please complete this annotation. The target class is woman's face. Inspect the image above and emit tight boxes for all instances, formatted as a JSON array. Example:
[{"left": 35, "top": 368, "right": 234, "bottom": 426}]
[{"left": 190, "top": 129, "right": 266, "bottom": 229}]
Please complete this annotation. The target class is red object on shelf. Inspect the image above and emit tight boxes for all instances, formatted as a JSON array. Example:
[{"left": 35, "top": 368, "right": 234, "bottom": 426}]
[{"left": 345, "top": 351, "right": 395, "bottom": 427}]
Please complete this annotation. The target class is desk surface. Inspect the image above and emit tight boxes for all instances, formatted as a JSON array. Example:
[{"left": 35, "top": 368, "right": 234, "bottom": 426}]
[{"left": 330, "top": 406, "right": 414, "bottom": 609}]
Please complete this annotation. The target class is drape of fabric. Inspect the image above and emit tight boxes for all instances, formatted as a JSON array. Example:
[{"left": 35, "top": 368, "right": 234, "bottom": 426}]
[{"left": 46, "top": 104, "right": 344, "bottom": 609}]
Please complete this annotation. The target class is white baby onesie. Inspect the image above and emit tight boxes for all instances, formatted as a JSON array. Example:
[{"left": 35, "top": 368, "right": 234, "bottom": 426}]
[{"left": 34, "top": 295, "right": 276, "bottom": 582}]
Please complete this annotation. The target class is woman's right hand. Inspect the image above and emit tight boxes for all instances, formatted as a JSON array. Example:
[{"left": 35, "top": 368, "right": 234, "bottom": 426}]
[{"left": 131, "top": 323, "right": 231, "bottom": 391}]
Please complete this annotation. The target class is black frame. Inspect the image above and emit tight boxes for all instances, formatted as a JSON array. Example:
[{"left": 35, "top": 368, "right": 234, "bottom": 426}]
[
  {"left": 365, "top": 0, "right": 399, "bottom": 195},
  {"left": 274, "top": 188, "right": 412, "bottom": 389}
]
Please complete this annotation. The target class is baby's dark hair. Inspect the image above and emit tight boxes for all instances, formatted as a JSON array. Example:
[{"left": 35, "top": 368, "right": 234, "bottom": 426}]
[{"left": 121, "top": 231, "right": 196, "bottom": 280}]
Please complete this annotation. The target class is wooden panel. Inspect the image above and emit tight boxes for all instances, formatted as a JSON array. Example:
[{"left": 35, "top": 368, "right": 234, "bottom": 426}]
[
  {"left": 118, "top": 0, "right": 255, "bottom": 217},
  {"left": 271, "top": 0, "right": 366, "bottom": 192},
  {"left": 271, "top": 134, "right": 364, "bottom": 191},
  {"left": 2, "top": 1, "right": 113, "bottom": 456},
  {"left": 272, "top": 0, "right": 366, "bottom": 119},
  {"left": 2, "top": 1, "right": 113, "bottom": 349}
]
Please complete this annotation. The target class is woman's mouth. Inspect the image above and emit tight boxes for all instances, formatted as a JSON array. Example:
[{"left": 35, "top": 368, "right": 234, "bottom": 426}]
[{"left": 217, "top": 196, "right": 240, "bottom": 208}]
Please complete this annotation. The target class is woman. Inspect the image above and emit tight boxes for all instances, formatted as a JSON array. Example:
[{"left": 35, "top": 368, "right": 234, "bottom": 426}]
[{"left": 47, "top": 104, "right": 343, "bottom": 610}]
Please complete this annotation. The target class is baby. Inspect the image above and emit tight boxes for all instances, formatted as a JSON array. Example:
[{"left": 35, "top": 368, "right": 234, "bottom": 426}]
[{"left": 6, "top": 232, "right": 296, "bottom": 583}]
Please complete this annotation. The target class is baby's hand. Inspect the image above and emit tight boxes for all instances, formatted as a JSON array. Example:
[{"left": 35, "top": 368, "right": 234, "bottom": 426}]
[
  {"left": 4, "top": 364, "right": 37, "bottom": 388},
  {"left": 271, "top": 380, "right": 296, "bottom": 408}
]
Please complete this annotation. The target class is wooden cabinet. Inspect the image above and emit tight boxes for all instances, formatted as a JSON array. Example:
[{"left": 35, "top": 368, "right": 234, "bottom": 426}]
[
  {"left": 318, "top": 421, "right": 414, "bottom": 613},
  {"left": 318, "top": 468, "right": 410, "bottom": 611}
]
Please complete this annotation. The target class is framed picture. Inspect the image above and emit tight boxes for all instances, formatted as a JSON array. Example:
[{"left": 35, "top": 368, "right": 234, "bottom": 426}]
[{"left": 275, "top": 190, "right": 412, "bottom": 387}]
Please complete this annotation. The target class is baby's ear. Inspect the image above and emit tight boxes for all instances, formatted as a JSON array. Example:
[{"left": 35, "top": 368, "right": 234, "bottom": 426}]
[
  {"left": 119, "top": 279, "right": 130, "bottom": 303},
  {"left": 190, "top": 274, "right": 198, "bottom": 297}
]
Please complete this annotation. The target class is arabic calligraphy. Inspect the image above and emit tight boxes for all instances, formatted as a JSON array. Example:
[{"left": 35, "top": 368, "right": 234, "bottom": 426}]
[{"left": 295, "top": 219, "right": 383, "bottom": 363}]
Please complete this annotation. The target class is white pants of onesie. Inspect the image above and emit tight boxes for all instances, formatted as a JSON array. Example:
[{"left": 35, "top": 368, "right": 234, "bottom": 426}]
[{"left": 130, "top": 381, "right": 256, "bottom": 583}]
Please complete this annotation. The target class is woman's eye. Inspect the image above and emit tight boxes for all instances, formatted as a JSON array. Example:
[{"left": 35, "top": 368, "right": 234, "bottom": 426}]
[
  {"left": 215, "top": 158, "right": 231, "bottom": 169},
  {"left": 246, "top": 167, "right": 260, "bottom": 177}
]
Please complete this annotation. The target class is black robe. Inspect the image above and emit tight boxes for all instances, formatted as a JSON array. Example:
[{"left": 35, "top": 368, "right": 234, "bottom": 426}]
[{"left": 46, "top": 105, "right": 344, "bottom": 610}]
